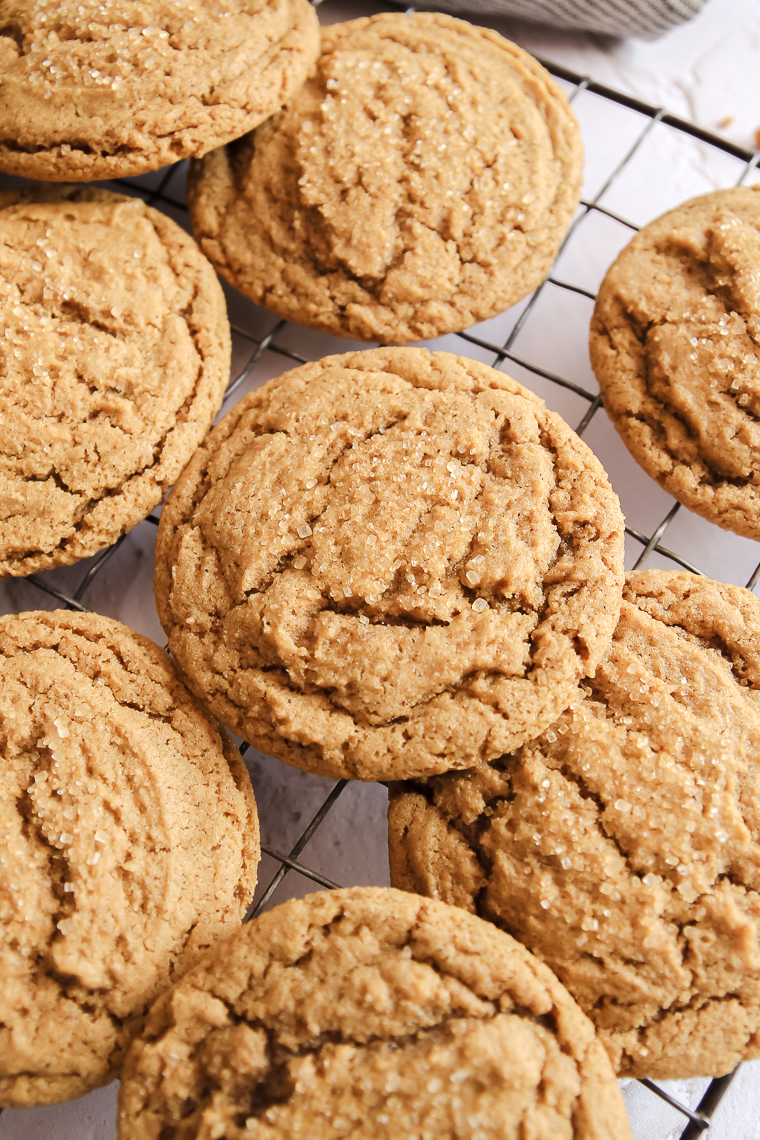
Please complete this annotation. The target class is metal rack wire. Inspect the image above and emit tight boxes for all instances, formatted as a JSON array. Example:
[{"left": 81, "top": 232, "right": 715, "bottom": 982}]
[{"left": 1, "top": 12, "right": 758, "bottom": 1139}]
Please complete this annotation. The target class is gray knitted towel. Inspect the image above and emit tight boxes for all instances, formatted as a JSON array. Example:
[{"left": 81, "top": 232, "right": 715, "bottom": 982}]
[{"left": 418, "top": 0, "right": 709, "bottom": 37}]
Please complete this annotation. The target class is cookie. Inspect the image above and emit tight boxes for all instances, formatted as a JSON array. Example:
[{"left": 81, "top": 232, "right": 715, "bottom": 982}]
[
  {"left": 0, "top": 609, "right": 260, "bottom": 1107},
  {"left": 154, "top": 347, "right": 625, "bottom": 782},
  {"left": 388, "top": 570, "right": 760, "bottom": 1080},
  {"left": 117, "top": 886, "right": 633, "bottom": 1140},
  {"left": 188, "top": 11, "right": 583, "bottom": 344},
  {"left": 0, "top": 187, "right": 231, "bottom": 576},
  {"left": 590, "top": 185, "right": 760, "bottom": 540},
  {"left": 0, "top": 0, "right": 320, "bottom": 181}
]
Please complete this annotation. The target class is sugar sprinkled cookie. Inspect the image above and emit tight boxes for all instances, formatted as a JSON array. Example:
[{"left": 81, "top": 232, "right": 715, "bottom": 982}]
[
  {"left": 389, "top": 571, "right": 760, "bottom": 1079},
  {"left": 0, "top": 0, "right": 320, "bottom": 181},
  {"left": 154, "top": 347, "right": 625, "bottom": 781},
  {"left": 0, "top": 609, "right": 259, "bottom": 1107},
  {"left": 188, "top": 11, "right": 583, "bottom": 344},
  {"left": 590, "top": 186, "right": 760, "bottom": 539},
  {"left": 117, "top": 886, "right": 633, "bottom": 1139},
  {"left": 0, "top": 187, "right": 230, "bottom": 576}
]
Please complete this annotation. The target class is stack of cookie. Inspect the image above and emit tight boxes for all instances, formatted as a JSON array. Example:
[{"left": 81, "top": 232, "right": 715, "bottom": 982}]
[
  {"left": 0, "top": 4, "right": 611, "bottom": 1130},
  {"left": 0, "top": 0, "right": 324, "bottom": 1110},
  {"left": 2, "top": 0, "right": 758, "bottom": 1133},
  {"left": 0, "top": 3, "right": 583, "bottom": 561},
  {"left": 147, "top": 337, "right": 760, "bottom": 1092}
]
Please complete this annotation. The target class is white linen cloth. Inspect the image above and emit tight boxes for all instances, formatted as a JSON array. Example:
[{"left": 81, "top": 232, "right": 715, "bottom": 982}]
[{"left": 417, "top": 0, "right": 708, "bottom": 37}]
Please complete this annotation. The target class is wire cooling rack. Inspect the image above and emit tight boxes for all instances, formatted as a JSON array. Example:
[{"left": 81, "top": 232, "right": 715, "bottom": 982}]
[{"left": 1, "top": 6, "right": 759, "bottom": 1138}]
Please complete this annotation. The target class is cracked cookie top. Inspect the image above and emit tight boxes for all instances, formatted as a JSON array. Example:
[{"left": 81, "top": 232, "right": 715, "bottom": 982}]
[
  {"left": 388, "top": 570, "right": 760, "bottom": 1080},
  {"left": 187, "top": 11, "right": 583, "bottom": 344},
  {"left": 0, "top": 188, "right": 230, "bottom": 576},
  {"left": 0, "top": 0, "right": 320, "bottom": 180},
  {"left": 590, "top": 186, "right": 760, "bottom": 540},
  {"left": 0, "top": 609, "right": 259, "bottom": 1107},
  {"left": 154, "top": 347, "right": 625, "bottom": 781},
  {"left": 117, "top": 886, "right": 632, "bottom": 1140}
]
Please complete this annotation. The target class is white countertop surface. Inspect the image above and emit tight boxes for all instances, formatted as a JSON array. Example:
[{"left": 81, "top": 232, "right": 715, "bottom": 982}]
[{"left": 1, "top": 2, "right": 759, "bottom": 1137}]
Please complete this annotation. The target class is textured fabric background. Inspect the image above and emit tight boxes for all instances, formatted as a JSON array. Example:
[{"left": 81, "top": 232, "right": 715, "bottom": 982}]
[{"left": 417, "top": 0, "right": 709, "bottom": 38}]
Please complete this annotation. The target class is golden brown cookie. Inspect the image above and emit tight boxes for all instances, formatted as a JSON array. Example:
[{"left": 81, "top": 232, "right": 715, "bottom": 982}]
[
  {"left": 0, "top": 188, "right": 231, "bottom": 576},
  {"left": 188, "top": 11, "right": 583, "bottom": 344},
  {"left": 388, "top": 570, "right": 760, "bottom": 1080},
  {"left": 154, "top": 347, "right": 625, "bottom": 782},
  {"left": 0, "top": 609, "right": 260, "bottom": 1107},
  {"left": 590, "top": 186, "right": 760, "bottom": 540},
  {"left": 117, "top": 886, "right": 633, "bottom": 1140},
  {"left": 0, "top": 0, "right": 320, "bottom": 181}
]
